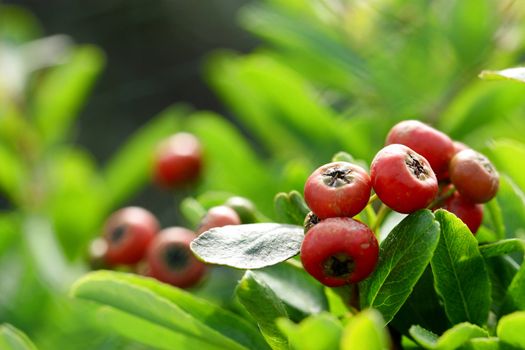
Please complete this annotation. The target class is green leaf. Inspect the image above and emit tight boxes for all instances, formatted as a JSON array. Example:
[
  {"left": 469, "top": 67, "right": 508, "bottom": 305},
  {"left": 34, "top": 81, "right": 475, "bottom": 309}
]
[
  {"left": 277, "top": 313, "right": 342, "bottom": 350},
  {"left": 191, "top": 223, "right": 304, "bottom": 269},
  {"left": 410, "top": 325, "right": 438, "bottom": 349},
  {"left": 324, "top": 286, "right": 351, "bottom": 319},
  {"left": 274, "top": 192, "right": 308, "bottom": 226},
  {"left": 495, "top": 176, "right": 525, "bottom": 240},
  {"left": 90, "top": 307, "right": 220, "bottom": 350},
  {"left": 502, "top": 261, "right": 525, "bottom": 313},
  {"left": 484, "top": 198, "right": 505, "bottom": 241},
  {"left": 33, "top": 45, "right": 104, "bottom": 144},
  {"left": 462, "top": 338, "right": 500, "bottom": 350},
  {"left": 206, "top": 50, "right": 373, "bottom": 161},
  {"left": 186, "top": 112, "right": 277, "bottom": 216},
  {"left": 480, "top": 68, "right": 525, "bottom": 84},
  {"left": 102, "top": 105, "right": 188, "bottom": 209},
  {"left": 225, "top": 196, "right": 262, "bottom": 224},
  {"left": 236, "top": 271, "right": 288, "bottom": 350},
  {"left": 238, "top": 4, "right": 368, "bottom": 94},
  {"left": 0, "top": 324, "right": 38, "bottom": 350},
  {"left": 46, "top": 147, "right": 105, "bottom": 260},
  {"left": 252, "top": 262, "right": 328, "bottom": 317},
  {"left": 402, "top": 336, "right": 426, "bottom": 350},
  {"left": 0, "top": 142, "right": 26, "bottom": 204},
  {"left": 0, "top": 5, "right": 41, "bottom": 43},
  {"left": 179, "top": 197, "right": 207, "bottom": 229},
  {"left": 341, "top": 309, "right": 390, "bottom": 350},
  {"left": 410, "top": 323, "right": 488, "bottom": 350},
  {"left": 439, "top": 83, "right": 525, "bottom": 141},
  {"left": 484, "top": 256, "right": 519, "bottom": 316},
  {"left": 497, "top": 311, "right": 525, "bottom": 349},
  {"left": 445, "top": 0, "right": 495, "bottom": 66},
  {"left": 359, "top": 210, "right": 440, "bottom": 323},
  {"left": 73, "top": 271, "right": 269, "bottom": 350},
  {"left": 431, "top": 210, "right": 491, "bottom": 326},
  {"left": 332, "top": 152, "right": 355, "bottom": 163},
  {"left": 0, "top": 213, "right": 19, "bottom": 258},
  {"left": 391, "top": 266, "right": 450, "bottom": 335},
  {"left": 479, "top": 239, "right": 525, "bottom": 258},
  {"left": 487, "top": 140, "right": 525, "bottom": 193},
  {"left": 71, "top": 272, "right": 249, "bottom": 350},
  {"left": 288, "top": 191, "right": 310, "bottom": 221}
]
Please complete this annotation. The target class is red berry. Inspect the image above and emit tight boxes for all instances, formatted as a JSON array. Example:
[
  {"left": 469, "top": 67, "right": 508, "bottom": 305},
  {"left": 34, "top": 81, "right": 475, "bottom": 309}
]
[
  {"left": 371, "top": 144, "right": 438, "bottom": 213},
  {"left": 303, "top": 162, "right": 371, "bottom": 219},
  {"left": 386, "top": 120, "right": 454, "bottom": 180},
  {"left": 103, "top": 207, "right": 159, "bottom": 266},
  {"left": 442, "top": 191, "right": 483, "bottom": 234},
  {"left": 153, "top": 132, "right": 202, "bottom": 188},
  {"left": 449, "top": 149, "right": 499, "bottom": 203},
  {"left": 196, "top": 205, "right": 241, "bottom": 235},
  {"left": 147, "top": 227, "right": 206, "bottom": 288},
  {"left": 301, "top": 217, "right": 379, "bottom": 287},
  {"left": 441, "top": 141, "right": 470, "bottom": 180}
]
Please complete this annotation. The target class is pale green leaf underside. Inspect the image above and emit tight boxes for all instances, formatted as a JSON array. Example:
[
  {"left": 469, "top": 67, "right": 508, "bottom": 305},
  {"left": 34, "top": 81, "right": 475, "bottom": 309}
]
[
  {"left": 479, "top": 67, "right": 525, "bottom": 83},
  {"left": 191, "top": 223, "right": 304, "bottom": 269}
]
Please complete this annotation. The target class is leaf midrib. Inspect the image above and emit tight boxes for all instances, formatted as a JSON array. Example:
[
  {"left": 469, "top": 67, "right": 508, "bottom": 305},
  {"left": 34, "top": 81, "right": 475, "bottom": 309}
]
[
  {"left": 367, "top": 220, "right": 434, "bottom": 308},
  {"left": 441, "top": 223, "right": 472, "bottom": 322}
]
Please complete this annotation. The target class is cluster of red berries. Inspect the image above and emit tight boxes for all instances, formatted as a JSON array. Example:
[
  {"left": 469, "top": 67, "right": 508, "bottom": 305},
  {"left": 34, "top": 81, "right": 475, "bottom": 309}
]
[
  {"left": 91, "top": 203, "right": 241, "bottom": 288},
  {"left": 300, "top": 120, "right": 499, "bottom": 287},
  {"left": 89, "top": 132, "right": 243, "bottom": 288}
]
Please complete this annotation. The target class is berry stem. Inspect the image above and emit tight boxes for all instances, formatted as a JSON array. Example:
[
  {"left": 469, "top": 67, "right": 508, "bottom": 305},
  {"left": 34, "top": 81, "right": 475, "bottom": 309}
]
[
  {"left": 372, "top": 203, "right": 391, "bottom": 234},
  {"left": 349, "top": 283, "right": 360, "bottom": 312},
  {"left": 427, "top": 185, "right": 456, "bottom": 209},
  {"left": 364, "top": 204, "right": 377, "bottom": 226},
  {"left": 367, "top": 193, "right": 378, "bottom": 205}
]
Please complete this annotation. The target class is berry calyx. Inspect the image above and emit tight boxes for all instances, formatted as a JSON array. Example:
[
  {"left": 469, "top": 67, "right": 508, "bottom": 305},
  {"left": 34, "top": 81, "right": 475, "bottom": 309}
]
[
  {"left": 371, "top": 144, "right": 438, "bottom": 214},
  {"left": 146, "top": 227, "right": 206, "bottom": 288},
  {"left": 153, "top": 132, "right": 203, "bottom": 188},
  {"left": 303, "top": 211, "right": 320, "bottom": 233},
  {"left": 304, "top": 161, "right": 371, "bottom": 219},
  {"left": 386, "top": 120, "right": 455, "bottom": 180},
  {"left": 449, "top": 149, "right": 499, "bottom": 203},
  {"left": 196, "top": 205, "right": 241, "bottom": 235},
  {"left": 103, "top": 206, "right": 159, "bottom": 266},
  {"left": 301, "top": 217, "right": 379, "bottom": 286}
]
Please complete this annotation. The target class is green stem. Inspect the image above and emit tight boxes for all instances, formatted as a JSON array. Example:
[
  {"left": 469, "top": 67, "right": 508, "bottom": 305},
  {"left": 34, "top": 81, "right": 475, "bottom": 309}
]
[
  {"left": 364, "top": 204, "right": 377, "bottom": 226},
  {"left": 373, "top": 204, "right": 391, "bottom": 234},
  {"left": 367, "top": 193, "right": 378, "bottom": 205},
  {"left": 428, "top": 185, "right": 456, "bottom": 209}
]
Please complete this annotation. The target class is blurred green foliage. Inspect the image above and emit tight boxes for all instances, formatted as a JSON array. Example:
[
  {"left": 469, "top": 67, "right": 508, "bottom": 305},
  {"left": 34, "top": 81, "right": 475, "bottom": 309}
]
[{"left": 1, "top": 0, "right": 525, "bottom": 349}]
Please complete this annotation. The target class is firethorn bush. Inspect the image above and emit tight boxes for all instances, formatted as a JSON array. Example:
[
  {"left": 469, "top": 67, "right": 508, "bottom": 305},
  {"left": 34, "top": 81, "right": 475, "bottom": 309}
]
[{"left": 2, "top": 1, "right": 525, "bottom": 350}]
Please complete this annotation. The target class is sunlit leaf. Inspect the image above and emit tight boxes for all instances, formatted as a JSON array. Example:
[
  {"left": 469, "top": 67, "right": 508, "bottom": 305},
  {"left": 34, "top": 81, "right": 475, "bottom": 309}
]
[
  {"left": 480, "top": 67, "right": 525, "bottom": 84},
  {"left": 0, "top": 324, "right": 37, "bottom": 350},
  {"left": 431, "top": 210, "right": 491, "bottom": 326},
  {"left": 360, "top": 210, "right": 440, "bottom": 323},
  {"left": 191, "top": 223, "right": 303, "bottom": 269},
  {"left": 236, "top": 271, "right": 288, "bottom": 350}
]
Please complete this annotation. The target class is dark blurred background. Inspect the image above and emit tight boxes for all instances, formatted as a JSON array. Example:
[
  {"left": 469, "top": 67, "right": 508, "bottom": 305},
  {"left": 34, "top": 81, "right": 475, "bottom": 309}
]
[
  {"left": 4, "top": 0, "right": 256, "bottom": 162},
  {"left": 2, "top": 0, "right": 257, "bottom": 222}
]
